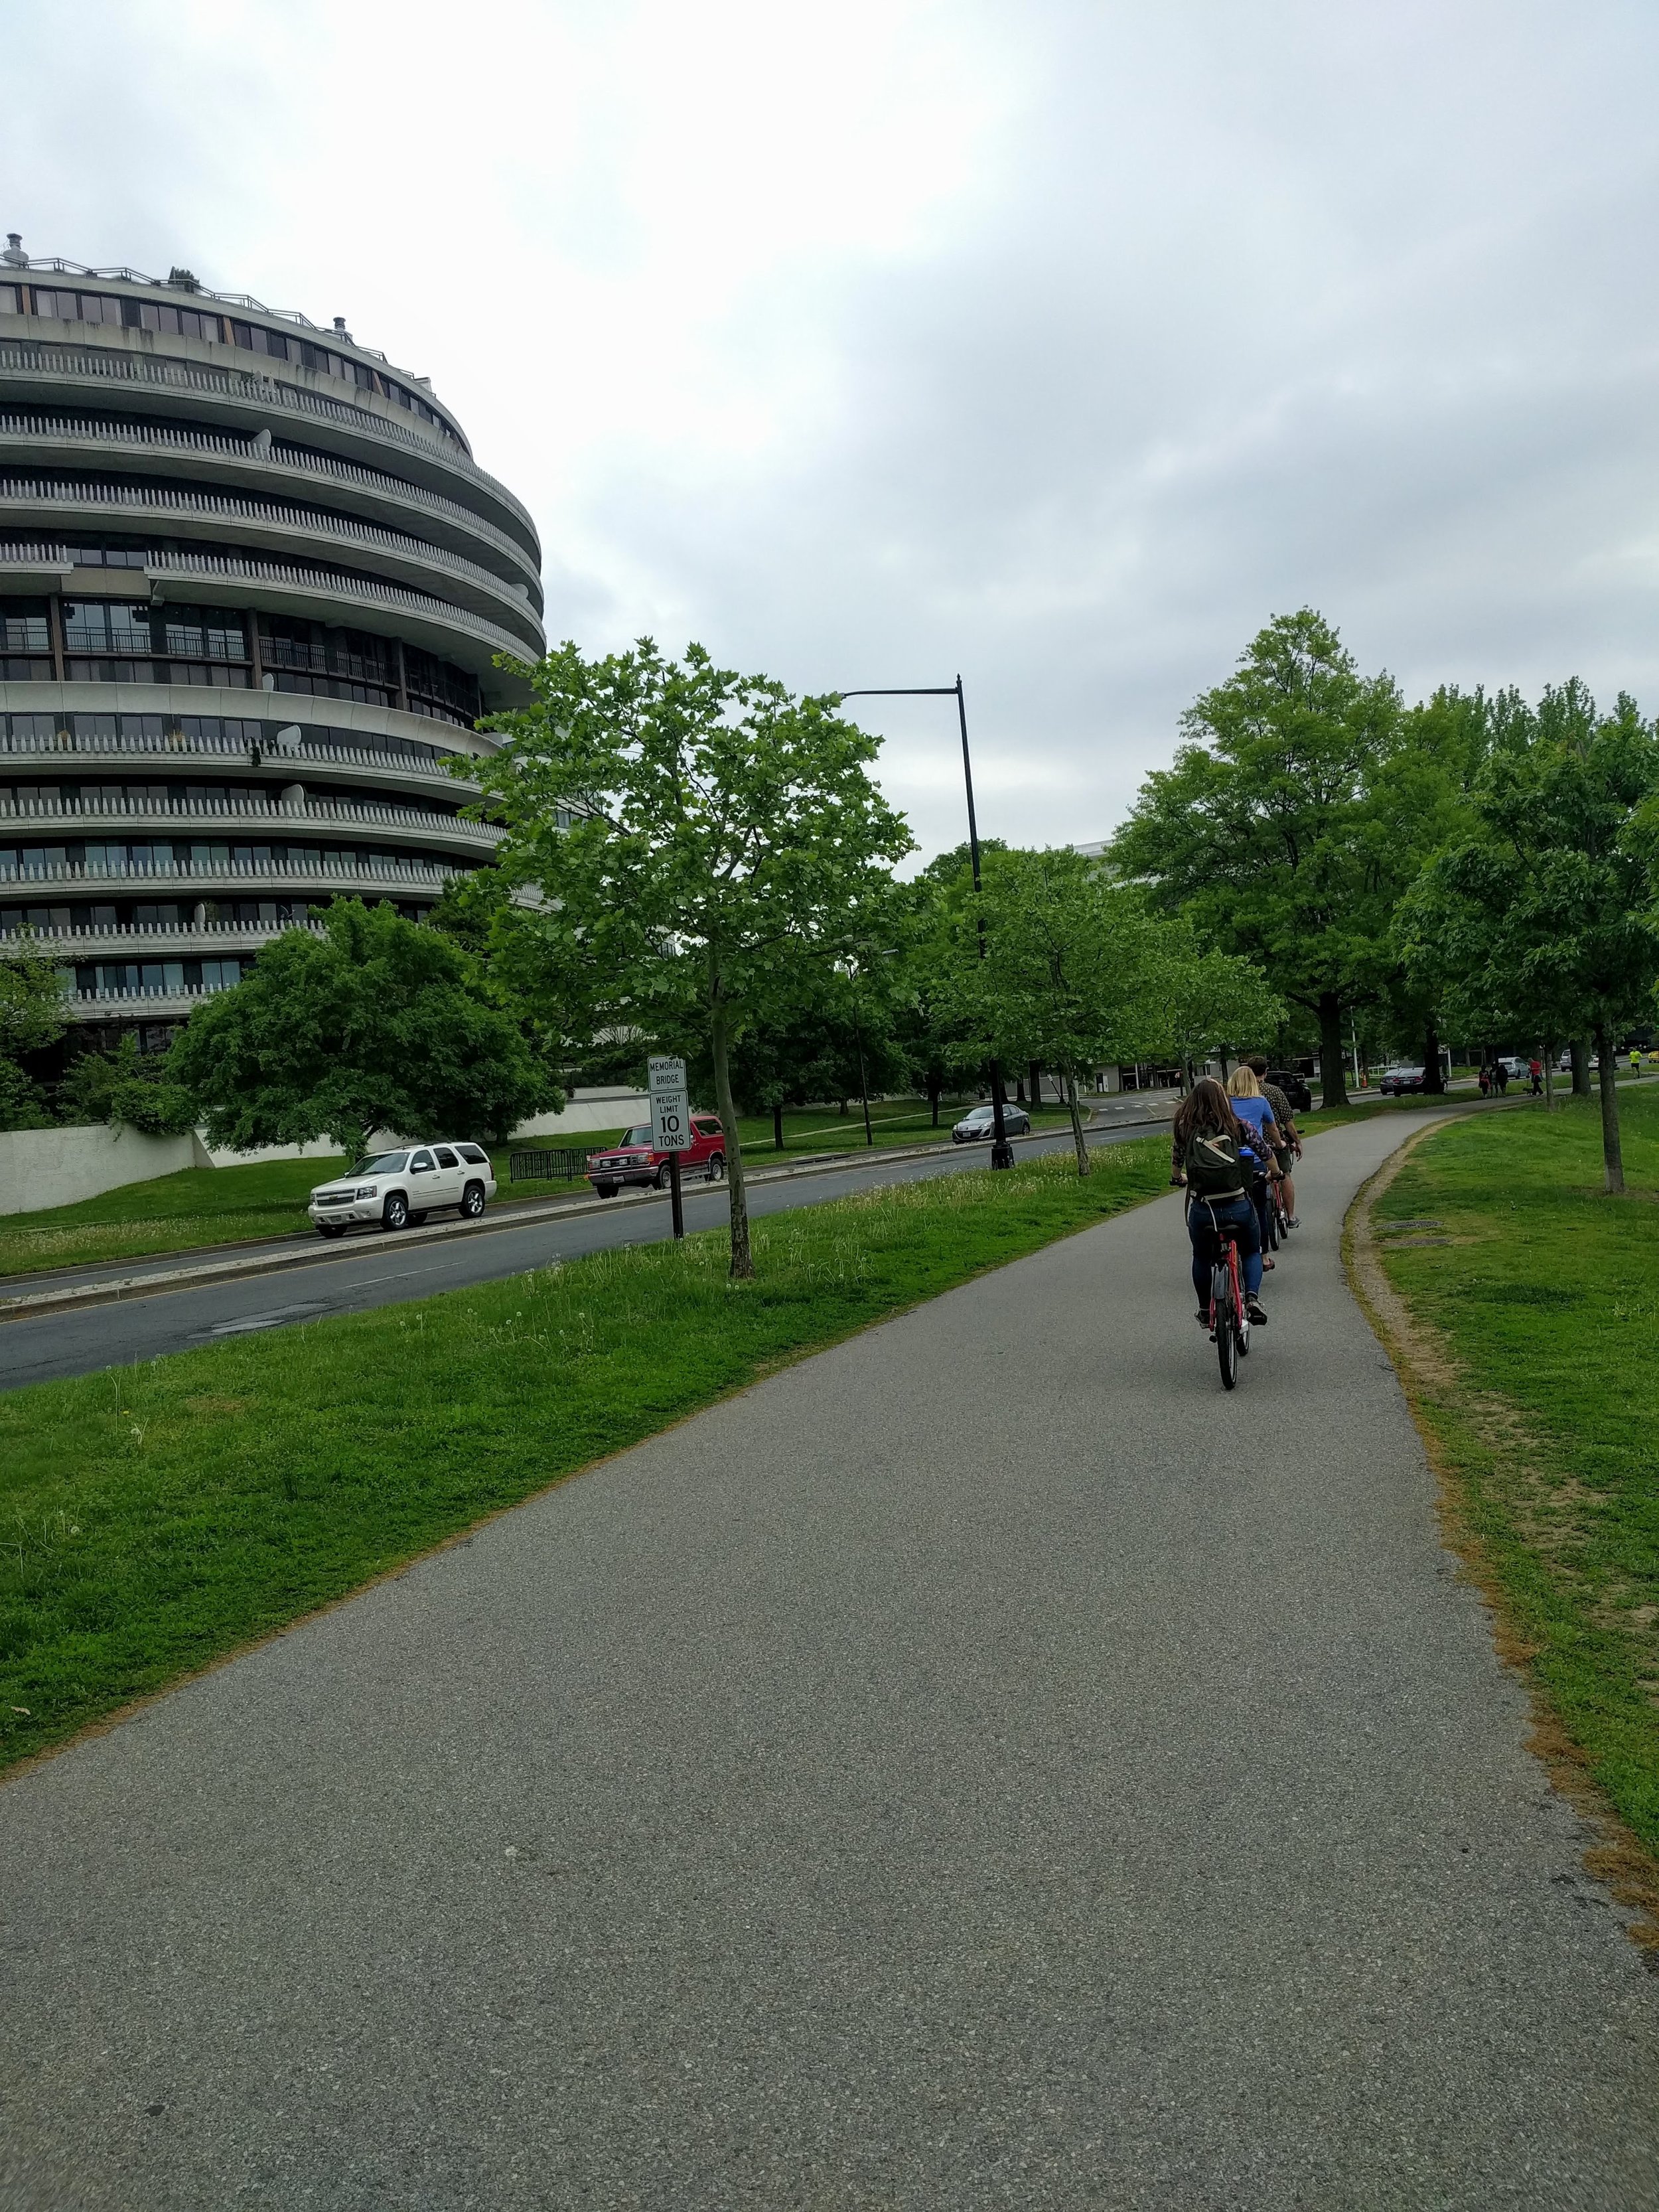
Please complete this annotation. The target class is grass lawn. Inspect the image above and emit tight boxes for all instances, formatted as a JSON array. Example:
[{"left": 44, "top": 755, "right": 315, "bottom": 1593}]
[
  {"left": 0, "top": 1136, "right": 631, "bottom": 1283},
  {"left": 729, "top": 1094, "right": 1078, "bottom": 1155},
  {"left": 0, "top": 1098, "right": 1090, "bottom": 1282},
  {"left": 1367, "top": 1085, "right": 1659, "bottom": 1860},
  {"left": 0, "top": 1139, "right": 1169, "bottom": 1773}
]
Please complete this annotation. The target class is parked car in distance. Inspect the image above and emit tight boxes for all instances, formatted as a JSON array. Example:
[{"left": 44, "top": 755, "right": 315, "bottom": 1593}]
[
  {"left": 1265, "top": 1067, "right": 1313, "bottom": 1114},
  {"left": 309, "top": 1143, "right": 496, "bottom": 1237},
  {"left": 1378, "top": 1065, "right": 1426, "bottom": 1095},
  {"left": 952, "top": 1102, "right": 1033, "bottom": 1144},
  {"left": 587, "top": 1117, "right": 726, "bottom": 1197}
]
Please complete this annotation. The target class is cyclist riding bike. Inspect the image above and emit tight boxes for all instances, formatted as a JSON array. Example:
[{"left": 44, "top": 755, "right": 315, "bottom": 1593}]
[
  {"left": 1248, "top": 1055, "right": 1301, "bottom": 1226},
  {"left": 1225, "top": 1066, "right": 1284, "bottom": 1264},
  {"left": 1171, "top": 1076, "right": 1269, "bottom": 1329}
]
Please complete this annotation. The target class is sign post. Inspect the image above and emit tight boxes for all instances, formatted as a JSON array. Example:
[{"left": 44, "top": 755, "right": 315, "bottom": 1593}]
[{"left": 648, "top": 1055, "right": 691, "bottom": 1239}]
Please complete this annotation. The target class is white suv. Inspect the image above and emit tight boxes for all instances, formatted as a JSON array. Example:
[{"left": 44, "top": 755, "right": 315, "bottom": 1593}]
[{"left": 308, "top": 1143, "right": 498, "bottom": 1238}]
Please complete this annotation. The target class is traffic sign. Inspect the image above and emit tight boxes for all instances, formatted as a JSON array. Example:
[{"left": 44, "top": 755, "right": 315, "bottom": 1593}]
[{"left": 648, "top": 1056, "right": 691, "bottom": 1150}]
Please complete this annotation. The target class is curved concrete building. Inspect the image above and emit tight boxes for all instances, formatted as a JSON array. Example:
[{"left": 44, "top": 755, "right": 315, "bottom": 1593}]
[{"left": 0, "top": 236, "right": 542, "bottom": 1037}]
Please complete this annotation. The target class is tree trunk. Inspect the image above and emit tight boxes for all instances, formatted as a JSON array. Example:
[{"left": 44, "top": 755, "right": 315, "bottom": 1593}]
[
  {"left": 1030, "top": 1061, "right": 1043, "bottom": 1110},
  {"left": 1422, "top": 1019, "right": 1444, "bottom": 1095},
  {"left": 772, "top": 1100, "right": 784, "bottom": 1151},
  {"left": 709, "top": 990, "right": 753, "bottom": 1276},
  {"left": 1066, "top": 1070, "right": 1091, "bottom": 1177},
  {"left": 928, "top": 1072, "right": 941, "bottom": 1126},
  {"left": 1594, "top": 1023, "right": 1625, "bottom": 1195},
  {"left": 1571, "top": 1038, "right": 1593, "bottom": 1097},
  {"left": 1015, "top": 1075, "right": 1025, "bottom": 1104},
  {"left": 1318, "top": 992, "right": 1349, "bottom": 1108}
]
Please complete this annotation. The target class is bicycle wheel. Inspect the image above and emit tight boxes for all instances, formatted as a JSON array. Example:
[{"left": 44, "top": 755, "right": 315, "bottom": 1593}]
[
  {"left": 1263, "top": 1187, "right": 1279, "bottom": 1251},
  {"left": 1216, "top": 1267, "right": 1239, "bottom": 1389}
]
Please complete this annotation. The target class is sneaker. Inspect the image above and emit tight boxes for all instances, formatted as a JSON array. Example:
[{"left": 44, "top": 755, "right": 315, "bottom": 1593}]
[
  {"left": 1286, "top": 1215, "right": 1299, "bottom": 1229},
  {"left": 1246, "top": 1297, "right": 1268, "bottom": 1326},
  {"left": 1262, "top": 1254, "right": 1276, "bottom": 1270},
  {"left": 1196, "top": 1308, "right": 1211, "bottom": 1325}
]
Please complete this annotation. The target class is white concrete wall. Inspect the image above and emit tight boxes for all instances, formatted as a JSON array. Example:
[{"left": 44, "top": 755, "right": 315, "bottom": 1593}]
[
  {"left": 509, "top": 1089, "right": 649, "bottom": 1138},
  {"left": 0, "top": 1090, "right": 654, "bottom": 1215},
  {"left": 0, "top": 1123, "right": 200, "bottom": 1215}
]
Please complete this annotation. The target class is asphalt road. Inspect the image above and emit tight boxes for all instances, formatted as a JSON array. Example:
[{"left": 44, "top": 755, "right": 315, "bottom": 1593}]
[
  {"left": 3, "top": 1112, "right": 1656, "bottom": 2209},
  {"left": 0, "top": 1118, "right": 1170, "bottom": 1391}
]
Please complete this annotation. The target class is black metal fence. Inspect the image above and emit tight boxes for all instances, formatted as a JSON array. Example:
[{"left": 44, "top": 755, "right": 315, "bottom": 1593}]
[{"left": 509, "top": 1146, "right": 591, "bottom": 1184}]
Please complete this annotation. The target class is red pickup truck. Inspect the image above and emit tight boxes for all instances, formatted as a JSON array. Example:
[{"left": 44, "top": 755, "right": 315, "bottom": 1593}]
[{"left": 586, "top": 1116, "right": 727, "bottom": 1197}]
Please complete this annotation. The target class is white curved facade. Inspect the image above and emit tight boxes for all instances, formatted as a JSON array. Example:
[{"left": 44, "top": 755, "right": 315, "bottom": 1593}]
[{"left": 0, "top": 241, "right": 543, "bottom": 1033}]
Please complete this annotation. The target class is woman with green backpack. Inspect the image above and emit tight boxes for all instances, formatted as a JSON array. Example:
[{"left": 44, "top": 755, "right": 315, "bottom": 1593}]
[{"left": 1170, "top": 1076, "right": 1269, "bottom": 1329}]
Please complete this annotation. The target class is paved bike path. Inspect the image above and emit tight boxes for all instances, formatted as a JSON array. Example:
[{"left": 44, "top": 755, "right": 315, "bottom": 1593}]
[{"left": 3, "top": 1115, "right": 1656, "bottom": 2208}]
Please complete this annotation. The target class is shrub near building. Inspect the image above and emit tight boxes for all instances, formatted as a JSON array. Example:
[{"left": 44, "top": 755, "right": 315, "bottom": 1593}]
[{"left": 169, "top": 899, "right": 557, "bottom": 1164}]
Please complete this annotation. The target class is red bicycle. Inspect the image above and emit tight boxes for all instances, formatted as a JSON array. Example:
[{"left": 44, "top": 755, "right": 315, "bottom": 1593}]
[{"left": 1203, "top": 1207, "right": 1251, "bottom": 1389}]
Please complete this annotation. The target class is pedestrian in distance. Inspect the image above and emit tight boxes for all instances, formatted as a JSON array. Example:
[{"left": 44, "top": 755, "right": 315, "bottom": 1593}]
[
  {"left": 1478, "top": 1063, "right": 1492, "bottom": 1098},
  {"left": 1631, "top": 1046, "right": 1643, "bottom": 1081},
  {"left": 1529, "top": 1057, "right": 1543, "bottom": 1096},
  {"left": 1494, "top": 1059, "right": 1509, "bottom": 1095}
]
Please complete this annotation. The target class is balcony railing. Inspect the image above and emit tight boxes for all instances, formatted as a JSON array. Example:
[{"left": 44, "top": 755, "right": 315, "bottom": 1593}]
[
  {"left": 0, "top": 479, "right": 541, "bottom": 617},
  {"left": 0, "top": 723, "right": 486, "bottom": 784},
  {"left": 73, "top": 982, "right": 236, "bottom": 1015},
  {"left": 0, "top": 792, "right": 504, "bottom": 842},
  {"left": 144, "top": 548, "right": 538, "bottom": 661},
  {"left": 2, "top": 915, "right": 327, "bottom": 954},
  {"left": 3, "top": 855, "right": 461, "bottom": 890},
  {"left": 0, "top": 413, "right": 541, "bottom": 579},
  {"left": 0, "top": 342, "right": 533, "bottom": 531}
]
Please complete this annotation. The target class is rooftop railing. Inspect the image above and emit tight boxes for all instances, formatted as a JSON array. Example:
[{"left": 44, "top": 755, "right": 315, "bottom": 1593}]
[
  {"left": 0, "top": 413, "right": 541, "bottom": 577},
  {"left": 0, "top": 342, "right": 533, "bottom": 532}
]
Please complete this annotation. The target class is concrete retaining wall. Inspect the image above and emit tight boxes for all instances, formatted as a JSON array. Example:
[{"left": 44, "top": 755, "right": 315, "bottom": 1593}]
[
  {"left": 0, "top": 1124, "right": 203, "bottom": 1216},
  {"left": 0, "top": 1090, "right": 652, "bottom": 1216}
]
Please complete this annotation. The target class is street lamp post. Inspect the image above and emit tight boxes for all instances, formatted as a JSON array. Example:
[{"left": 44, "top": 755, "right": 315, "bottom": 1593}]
[{"left": 837, "top": 675, "right": 1015, "bottom": 1170}]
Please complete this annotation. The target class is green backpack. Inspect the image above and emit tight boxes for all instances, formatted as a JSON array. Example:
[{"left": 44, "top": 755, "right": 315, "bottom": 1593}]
[{"left": 1184, "top": 1128, "right": 1246, "bottom": 1199}]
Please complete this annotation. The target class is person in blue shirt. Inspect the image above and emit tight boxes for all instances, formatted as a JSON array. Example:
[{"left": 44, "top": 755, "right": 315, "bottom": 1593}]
[{"left": 1226, "top": 1065, "right": 1283, "bottom": 1268}]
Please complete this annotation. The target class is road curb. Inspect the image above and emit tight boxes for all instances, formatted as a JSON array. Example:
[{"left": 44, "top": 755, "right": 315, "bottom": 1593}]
[{"left": 0, "top": 1116, "right": 1174, "bottom": 1325}]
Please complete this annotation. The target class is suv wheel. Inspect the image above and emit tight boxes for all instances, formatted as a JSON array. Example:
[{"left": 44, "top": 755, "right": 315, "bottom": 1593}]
[
  {"left": 707, "top": 1151, "right": 725, "bottom": 1181},
  {"left": 461, "top": 1180, "right": 486, "bottom": 1218},
  {"left": 382, "top": 1192, "right": 409, "bottom": 1232},
  {"left": 655, "top": 1162, "right": 674, "bottom": 1191}
]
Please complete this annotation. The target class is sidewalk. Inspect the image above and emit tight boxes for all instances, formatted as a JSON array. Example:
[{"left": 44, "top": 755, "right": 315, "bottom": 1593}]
[{"left": 2, "top": 1115, "right": 1655, "bottom": 2209}]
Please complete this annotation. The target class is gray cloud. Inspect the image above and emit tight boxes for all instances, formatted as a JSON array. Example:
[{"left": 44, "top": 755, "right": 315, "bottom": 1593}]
[{"left": 6, "top": 0, "right": 1659, "bottom": 858}]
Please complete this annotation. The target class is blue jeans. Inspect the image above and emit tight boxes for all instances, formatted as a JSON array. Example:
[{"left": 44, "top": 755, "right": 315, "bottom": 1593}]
[{"left": 1187, "top": 1193, "right": 1262, "bottom": 1303}]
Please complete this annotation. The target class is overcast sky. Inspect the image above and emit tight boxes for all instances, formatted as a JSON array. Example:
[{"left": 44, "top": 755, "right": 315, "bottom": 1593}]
[{"left": 7, "top": 1, "right": 1659, "bottom": 861}]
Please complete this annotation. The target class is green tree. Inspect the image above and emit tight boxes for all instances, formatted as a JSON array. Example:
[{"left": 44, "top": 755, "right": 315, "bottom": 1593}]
[
  {"left": 1369, "top": 684, "right": 1492, "bottom": 1092},
  {"left": 1114, "top": 609, "right": 1403, "bottom": 1106},
  {"left": 1400, "top": 681, "right": 1659, "bottom": 1191},
  {"left": 169, "top": 899, "right": 557, "bottom": 1163},
  {"left": 0, "top": 941, "right": 68, "bottom": 1131},
  {"left": 473, "top": 640, "right": 913, "bottom": 1277},
  {"left": 928, "top": 848, "right": 1172, "bottom": 1174},
  {"left": 61, "top": 1034, "right": 196, "bottom": 1137},
  {"left": 1150, "top": 922, "right": 1286, "bottom": 1082}
]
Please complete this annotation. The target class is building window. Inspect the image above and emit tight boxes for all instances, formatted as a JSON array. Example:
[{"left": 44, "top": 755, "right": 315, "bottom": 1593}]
[
  {"left": 29, "top": 287, "right": 128, "bottom": 327},
  {"left": 0, "top": 284, "right": 20, "bottom": 315},
  {"left": 1, "top": 601, "right": 51, "bottom": 653}
]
